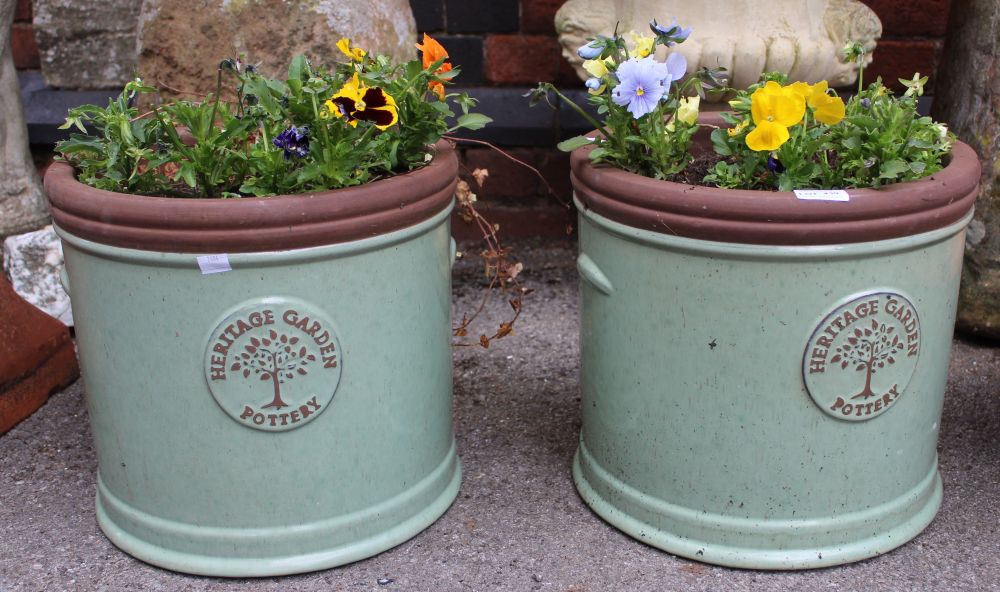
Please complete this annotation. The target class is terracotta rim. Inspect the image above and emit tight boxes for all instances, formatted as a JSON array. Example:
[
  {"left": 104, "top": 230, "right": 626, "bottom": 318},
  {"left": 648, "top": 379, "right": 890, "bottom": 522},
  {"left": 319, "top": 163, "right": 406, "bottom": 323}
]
[
  {"left": 44, "top": 141, "right": 458, "bottom": 253},
  {"left": 571, "top": 114, "right": 981, "bottom": 245}
]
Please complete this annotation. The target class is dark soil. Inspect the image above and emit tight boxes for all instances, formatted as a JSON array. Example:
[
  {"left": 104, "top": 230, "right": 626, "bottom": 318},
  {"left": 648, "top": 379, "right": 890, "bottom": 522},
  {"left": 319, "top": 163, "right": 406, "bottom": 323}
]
[{"left": 670, "top": 151, "right": 724, "bottom": 186}]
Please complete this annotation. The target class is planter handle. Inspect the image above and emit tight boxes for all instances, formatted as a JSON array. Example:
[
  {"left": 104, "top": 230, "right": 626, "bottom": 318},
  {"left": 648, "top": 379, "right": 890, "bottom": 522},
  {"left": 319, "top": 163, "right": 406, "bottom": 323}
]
[
  {"left": 577, "top": 253, "right": 614, "bottom": 295},
  {"left": 59, "top": 267, "right": 71, "bottom": 296}
]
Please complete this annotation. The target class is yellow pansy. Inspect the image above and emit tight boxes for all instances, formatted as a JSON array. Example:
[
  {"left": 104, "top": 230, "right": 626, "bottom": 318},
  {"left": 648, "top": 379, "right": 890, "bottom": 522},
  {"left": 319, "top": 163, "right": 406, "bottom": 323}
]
[
  {"left": 677, "top": 95, "right": 700, "bottom": 125},
  {"left": 727, "top": 119, "right": 750, "bottom": 137},
  {"left": 805, "top": 81, "right": 845, "bottom": 125},
  {"left": 751, "top": 81, "right": 805, "bottom": 128},
  {"left": 337, "top": 38, "right": 366, "bottom": 62},
  {"left": 325, "top": 73, "right": 398, "bottom": 130},
  {"left": 628, "top": 31, "right": 656, "bottom": 58},
  {"left": 666, "top": 95, "right": 700, "bottom": 131},
  {"left": 746, "top": 81, "right": 805, "bottom": 151},
  {"left": 582, "top": 58, "right": 609, "bottom": 78},
  {"left": 746, "top": 120, "right": 791, "bottom": 152}
]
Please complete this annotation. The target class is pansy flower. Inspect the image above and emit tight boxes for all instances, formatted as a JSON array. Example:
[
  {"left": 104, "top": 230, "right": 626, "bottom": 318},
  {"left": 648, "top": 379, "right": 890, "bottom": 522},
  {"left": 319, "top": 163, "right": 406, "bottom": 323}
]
[
  {"left": 649, "top": 19, "right": 692, "bottom": 46},
  {"left": 628, "top": 32, "right": 656, "bottom": 58},
  {"left": 611, "top": 53, "right": 686, "bottom": 119},
  {"left": 324, "top": 74, "right": 398, "bottom": 130},
  {"left": 336, "top": 38, "right": 366, "bottom": 62},
  {"left": 272, "top": 125, "right": 310, "bottom": 160},
  {"left": 805, "top": 81, "right": 845, "bottom": 125},
  {"left": 416, "top": 34, "right": 453, "bottom": 99},
  {"left": 745, "top": 81, "right": 805, "bottom": 151}
]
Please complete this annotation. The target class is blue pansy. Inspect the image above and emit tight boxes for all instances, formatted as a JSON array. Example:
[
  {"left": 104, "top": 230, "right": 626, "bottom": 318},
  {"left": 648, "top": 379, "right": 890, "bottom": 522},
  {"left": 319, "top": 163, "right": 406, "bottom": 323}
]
[
  {"left": 649, "top": 19, "right": 693, "bottom": 46},
  {"left": 273, "top": 125, "right": 310, "bottom": 160},
  {"left": 612, "top": 57, "right": 670, "bottom": 118},
  {"left": 577, "top": 39, "right": 604, "bottom": 60}
]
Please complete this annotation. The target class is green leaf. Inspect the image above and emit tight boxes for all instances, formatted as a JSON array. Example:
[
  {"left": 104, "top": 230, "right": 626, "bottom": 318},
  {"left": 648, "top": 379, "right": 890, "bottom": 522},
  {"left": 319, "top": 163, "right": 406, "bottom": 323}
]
[
  {"left": 589, "top": 148, "right": 609, "bottom": 160},
  {"left": 710, "top": 128, "right": 733, "bottom": 156},
  {"left": 453, "top": 113, "right": 492, "bottom": 131},
  {"left": 879, "top": 159, "right": 908, "bottom": 180},
  {"left": 557, "top": 136, "right": 594, "bottom": 152},
  {"left": 908, "top": 161, "right": 926, "bottom": 175},
  {"left": 288, "top": 54, "right": 308, "bottom": 82}
]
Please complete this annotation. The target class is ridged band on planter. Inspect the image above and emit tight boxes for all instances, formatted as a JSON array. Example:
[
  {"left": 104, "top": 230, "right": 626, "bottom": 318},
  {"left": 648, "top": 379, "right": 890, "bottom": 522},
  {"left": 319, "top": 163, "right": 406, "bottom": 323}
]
[
  {"left": 44, "top": 142, "right": 461, "bottom": 576},
  {"left": 571, "top": 130, "right": 979, "bottom": 569}
]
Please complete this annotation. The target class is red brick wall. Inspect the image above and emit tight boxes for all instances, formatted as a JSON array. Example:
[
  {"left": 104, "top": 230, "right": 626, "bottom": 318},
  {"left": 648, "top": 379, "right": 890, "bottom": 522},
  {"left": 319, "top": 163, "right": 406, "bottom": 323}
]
[
  {"left": 859, "top": 0, "right": 951, "bottom": 90},
  {"left": 10, "top": 0, "right": 39, "bottom": 69},
  {"left": 12, "top": 0, "right": 954, "bottom": 91},
  {"left": 413, "top": 0, "right": 953, "bottom": 92}
]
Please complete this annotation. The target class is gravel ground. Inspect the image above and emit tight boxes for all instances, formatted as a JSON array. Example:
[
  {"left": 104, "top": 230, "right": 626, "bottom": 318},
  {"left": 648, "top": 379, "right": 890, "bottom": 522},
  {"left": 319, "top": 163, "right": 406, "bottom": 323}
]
[{"left": 1, "top": 238, "right": 998, "bottom": 592}]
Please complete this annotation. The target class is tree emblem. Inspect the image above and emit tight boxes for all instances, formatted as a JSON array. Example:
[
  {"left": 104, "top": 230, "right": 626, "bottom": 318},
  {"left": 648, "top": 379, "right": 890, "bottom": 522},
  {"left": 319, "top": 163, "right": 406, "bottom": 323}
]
[
  {"left": 230, "top": 329, "right": 317, "bottom": 409},
  {"left": 830, "top": 318, "right": 904, "bottom": 400}
]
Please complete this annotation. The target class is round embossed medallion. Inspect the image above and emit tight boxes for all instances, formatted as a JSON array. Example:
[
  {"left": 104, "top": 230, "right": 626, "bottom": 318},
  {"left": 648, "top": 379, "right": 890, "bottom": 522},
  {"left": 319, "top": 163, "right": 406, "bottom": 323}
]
[
  {"left": 803, "top": 292, "right": 920, "bottom": 421},
  {"left": 204, "top": 298, "right": 342, "bottom": 431}
]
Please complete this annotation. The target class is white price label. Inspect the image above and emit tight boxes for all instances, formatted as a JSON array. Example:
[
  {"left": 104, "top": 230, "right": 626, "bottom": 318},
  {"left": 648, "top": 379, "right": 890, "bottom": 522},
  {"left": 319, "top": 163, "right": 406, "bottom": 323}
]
[
  {"left": 793, "top": 189, "right": 850, "bottom": 202},
  {"left": 197, "top": 254, "right": 232, "bottom": 275}
]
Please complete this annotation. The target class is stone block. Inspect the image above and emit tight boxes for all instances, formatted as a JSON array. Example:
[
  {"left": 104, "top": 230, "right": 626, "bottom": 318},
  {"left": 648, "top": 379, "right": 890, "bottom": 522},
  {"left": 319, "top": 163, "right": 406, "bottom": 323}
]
[
  {"left": 137, "top": 0, "right": 417, "bottom": 100},
  {"left": 3, "top": 225, "right": 73, "bottom": 326},
  {"left": 933, "top": 0, "right": 1000, "bottom": 340},
  {"left": 33, "top": 0, "right": 142, "bottom": 89}
]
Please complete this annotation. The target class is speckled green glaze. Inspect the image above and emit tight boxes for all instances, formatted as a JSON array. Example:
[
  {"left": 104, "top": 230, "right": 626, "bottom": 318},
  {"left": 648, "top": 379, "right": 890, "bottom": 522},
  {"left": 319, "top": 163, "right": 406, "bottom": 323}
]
[
  {"left": 574, "top": 200, "right": 970, "bottom": 569},
  {"left": 56, "top": 205, "right": 459, "bottom": 577}
]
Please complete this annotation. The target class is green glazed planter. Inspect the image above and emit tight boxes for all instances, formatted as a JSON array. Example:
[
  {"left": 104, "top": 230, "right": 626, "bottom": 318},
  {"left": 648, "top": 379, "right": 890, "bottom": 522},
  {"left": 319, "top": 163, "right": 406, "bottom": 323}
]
[
  {"left": 44, "top": 142, "right": 461, "bottom": 577},
  {"left": 570, "top": 120, "right": 980, "bottom": 569}
]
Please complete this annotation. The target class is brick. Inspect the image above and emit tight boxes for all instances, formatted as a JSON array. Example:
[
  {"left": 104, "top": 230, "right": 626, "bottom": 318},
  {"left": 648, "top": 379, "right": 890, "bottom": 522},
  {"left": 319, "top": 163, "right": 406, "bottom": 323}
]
[
  {"left": 436, "top": 36, "right": 484, "bottom": 84},
  {"left": 522, "top": 0, "right": 567, "bottom": 35},
  {"left": 15, "top": 0, "right": 32, "bottom": 22},
  {"left": 865, "top": 39, "right": 941, "bottom": 92},
  {"left": 484, "top": 34, "right": 562, "bottom": 84},
  {"left": 411, "top": 0, "right": 444, "bottom": 32},
  {"left": 859, "top": 0, "right": 952, "bottom": 37},
  {"left": 11, "top": 23, "right": 40, "bottom": 70},
  {"left": 0, "top": 278, "right": 78, "bottom": 434},
  {"left": 446, "top": 0, "right": 518, "bottom": 33},
  {"left": 0, "top": 342, "right": 77, "bottom": 434}
]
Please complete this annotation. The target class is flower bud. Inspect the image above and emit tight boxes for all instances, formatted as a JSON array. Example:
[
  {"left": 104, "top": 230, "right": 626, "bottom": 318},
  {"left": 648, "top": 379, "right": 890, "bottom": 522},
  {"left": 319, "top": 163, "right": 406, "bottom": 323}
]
[{"left": 577, "top": 40, "right": 603, "bottom": 60}]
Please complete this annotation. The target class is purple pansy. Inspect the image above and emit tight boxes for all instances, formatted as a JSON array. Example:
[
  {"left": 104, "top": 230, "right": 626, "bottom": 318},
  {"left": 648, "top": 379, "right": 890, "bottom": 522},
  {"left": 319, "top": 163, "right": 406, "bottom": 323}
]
[
  {"left": 612, "top": 54, "right": 687, "bottom": 118},
  {"left": 649, "top": 19, "right": 693, "bottom": 46},
  {"left": 612, "top": 58, "right": 669, "bottom": 118},
  {"left": 273, "top": 125, "right": 310, "bottom": 160}
]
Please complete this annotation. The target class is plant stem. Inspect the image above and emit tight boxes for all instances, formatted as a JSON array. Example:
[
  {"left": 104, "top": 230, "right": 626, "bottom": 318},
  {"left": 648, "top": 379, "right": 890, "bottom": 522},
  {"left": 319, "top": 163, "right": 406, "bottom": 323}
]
[
  {"left": 208, "top": 68, "right": 223, "bottom": 136},
  {"left": 543, "top": 84, "right": 620, "bottom": 151}
]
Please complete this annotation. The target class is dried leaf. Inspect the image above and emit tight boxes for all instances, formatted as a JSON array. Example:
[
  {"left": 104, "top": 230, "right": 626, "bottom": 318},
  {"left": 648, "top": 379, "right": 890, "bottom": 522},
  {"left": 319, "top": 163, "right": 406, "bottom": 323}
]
[
  {"left": 472, "top": 167, "right": 489, "bottom": 186},
  {"left": 479, "top": 335, "right": 490, "bottom": 348},
  {"left": 497, "top": 322, "right": 513, "bottom": 338}
]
